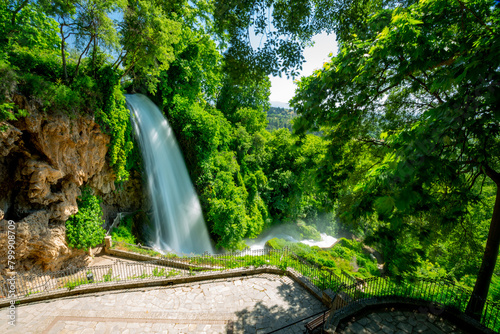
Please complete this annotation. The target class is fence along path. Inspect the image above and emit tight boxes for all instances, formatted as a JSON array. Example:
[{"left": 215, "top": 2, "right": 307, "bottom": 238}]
[
  {"left": 1, "top": 242, "right": 499, "bottom": 332},
  {"left": 326, "top": 276, "right": 500, "bottom": 332},
  {"left": 0, "top": 246, "right": 302, "bottom": 300}
]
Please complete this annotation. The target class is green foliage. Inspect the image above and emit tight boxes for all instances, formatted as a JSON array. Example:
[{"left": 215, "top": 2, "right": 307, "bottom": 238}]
[
  {"left": 262, "top": 129, "right": 330, "bottom": 223},
  {"left": 95, "top": 65, "right": 134, "bottom": 181},
  {"left": 297, "top": 221, "right": 321, "bottom": 241},
  {"left": 6, "top": 46, "right": 99, "bottom": 115},
  {"left": 159, "top": 30, "right": 222, "bottom": 107},
  {"left": 0, "top": 101, "right": 28, "bottom": 125},
  {"left": 267, "top": 107, "right": 294, "bottom": 132},
  {"left": 103, "top": 268, "right": 113, "bottom": 282},
  {"left": 207, "top": 155, "right": 252, "bottom": 249},
  {"left": 120, "top": 0, "right": 182, "bottom": 92},
  {"left": 265, "top": 237, "right": 288, "bottom": 250},
  {"left": 111, "top": 215, "right": 136, "bottom": 244},
  {"left": 216, "top": 74, "right": 271, "bottom": 124},
  {"left": 165, "top": 269, "right": 180, "bottom": 277},
  {"left": 112, "top": 241, "right": 167, "bottom": 258},
  {"left": 0, "top": 2, "right": 60, "bottom": 51},
  {"left": 8, "top": 46, "right": 63, "bottom": 81},
  {"left": 267, "top": 237, "right": 380, "bottom": 279},
  {"left": 292, "top": 0, "right": 500, "bottom": 314},
  {"left": 491, "top": 261, "right": 500, "bottom": 302},
  {"left": 63, "top": 276, "right": 89, "bottom": 291},
  {"left": 234, "top": 107, "right": 268, "bottom": 134},
  {"left": 25, "top": 290, "right": 41, "bottom": 297},
  {"left": 152, "top": 267, "right": 165, "bottom": 277},
  {"left": 65, "top": 187, "right": 106, "bottom": 250},
  {"left": 213, "top": 0, "right": 321, "bottom": 77}
]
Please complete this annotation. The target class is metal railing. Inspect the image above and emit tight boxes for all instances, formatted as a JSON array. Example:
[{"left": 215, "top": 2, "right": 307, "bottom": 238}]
[
  {"left": 0, "top": 246, "right": 292, "bottom": 301},
  {"left": 329, "top": 276, "right": 500, "bottom": 332},
  {"left": 1, "top": 242, "right": 499, "bottom": 333}
]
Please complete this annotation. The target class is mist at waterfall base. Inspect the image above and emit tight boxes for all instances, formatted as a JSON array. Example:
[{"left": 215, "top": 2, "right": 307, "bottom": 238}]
[
  {"left": 126, "top": 94, "right": 213, "bottom": 254},
  {"left": 245, "top": 225, "right": 337, "bottom": 250}
]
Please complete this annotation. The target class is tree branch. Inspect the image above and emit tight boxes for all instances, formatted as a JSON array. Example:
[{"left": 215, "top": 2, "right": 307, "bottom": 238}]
[
  {"left": 467, "top": 170, "right": 483, "bottom": 191},
  {"left": 407, "top": 73, "right": 445, "bottom": 104},
  {"left": 483, "top": 164, "right": 500, "bottom": 185},
  {"left": 72, "top": 35, "right": 94, "bottom": 80},
  {"left": 456, "top": 0, "right": 493, "bottom": 34},
  {"left": 11, "top": 0, "right": 30, "bottom": 26}
]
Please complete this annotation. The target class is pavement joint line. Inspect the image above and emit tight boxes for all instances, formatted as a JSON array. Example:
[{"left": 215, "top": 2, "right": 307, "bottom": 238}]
[{"left": 41, "top": 315, "right": 233, "bottom": 334}]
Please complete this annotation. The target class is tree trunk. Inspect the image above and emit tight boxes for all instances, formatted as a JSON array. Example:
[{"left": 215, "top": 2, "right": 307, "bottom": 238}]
[
  {"left": 466, "top": 181, "right": 500, "bottom": 319},
  {"left": 60, "top": 25, "right": 67, "bottom": 81}
]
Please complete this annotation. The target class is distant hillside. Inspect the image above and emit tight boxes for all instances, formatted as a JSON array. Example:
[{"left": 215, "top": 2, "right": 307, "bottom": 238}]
[
  {"left": 270, "top": 101, "right": 290, "bottom": 108},
  {"left": 267, "top": 106, "right": 295, "bottom": 132}
]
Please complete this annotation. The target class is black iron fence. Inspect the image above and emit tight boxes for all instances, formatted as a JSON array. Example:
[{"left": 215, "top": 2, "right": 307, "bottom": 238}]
[
  {"left": 1, "top": 241, "right": 499, "bottom": 332},
  {"left": 0, "top": 245, "right": 298, "bottom": 302},
  {"left": 330, "top": 276, "right": 500, "bottom": 332}
]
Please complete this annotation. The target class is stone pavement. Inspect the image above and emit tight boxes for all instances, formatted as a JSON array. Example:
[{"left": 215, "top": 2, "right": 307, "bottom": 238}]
[
  {"left": 335, "top": 308, "right": 468, "bottom": 334},
  {"left": 0, "top": 274, "right": 327, "bottom": 334}
]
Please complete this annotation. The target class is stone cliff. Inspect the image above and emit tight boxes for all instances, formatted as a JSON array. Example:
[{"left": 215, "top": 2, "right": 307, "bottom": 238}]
[{"left": 0, "top": 95, "right": 142, "bottom": 272}]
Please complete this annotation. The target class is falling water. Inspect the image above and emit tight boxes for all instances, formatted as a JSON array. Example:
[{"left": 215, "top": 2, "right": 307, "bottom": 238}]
[{"left": 126, "top": 94, "right": 213, "bottom": 254}]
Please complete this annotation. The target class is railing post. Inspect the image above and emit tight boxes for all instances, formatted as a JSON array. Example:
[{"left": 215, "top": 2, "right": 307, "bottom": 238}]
[{"left": 104, "top": 236, "right": 112, "bottom": 252}]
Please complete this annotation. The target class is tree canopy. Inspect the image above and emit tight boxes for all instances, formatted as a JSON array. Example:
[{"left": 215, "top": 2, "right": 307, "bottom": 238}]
[{"left": 292, "top": 0, "right": 500, "bottom": 317}]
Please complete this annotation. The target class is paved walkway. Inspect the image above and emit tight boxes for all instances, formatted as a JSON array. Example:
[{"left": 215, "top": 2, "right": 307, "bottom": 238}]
[
  {"left": 0, "top": 274, "right": 327, "bottom": 334},
  {"left": 335, "top": 308, "right": 469, "bottom": 334}
]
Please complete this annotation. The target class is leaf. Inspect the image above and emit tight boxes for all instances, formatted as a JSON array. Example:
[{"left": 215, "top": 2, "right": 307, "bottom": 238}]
[
  {"left": 374, "top": 196, "right": 395, "bottom": 215},
  {"left": 408, "top": 18, "right": 423, "bottom": 25}
]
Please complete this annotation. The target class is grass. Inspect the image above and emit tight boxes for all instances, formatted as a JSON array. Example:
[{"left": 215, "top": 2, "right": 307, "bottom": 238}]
[
  {"left": 127, "top": 268, "right": 181, "bottom": 280},
  {"left": 25, "top": 290, "right": 41, "bottom": 297},
  {"left": 62, "top": 276, "right": 90, "bottom": 291},
  {"left": 112, "top": 242, "right": 164, "bottom": 257}
]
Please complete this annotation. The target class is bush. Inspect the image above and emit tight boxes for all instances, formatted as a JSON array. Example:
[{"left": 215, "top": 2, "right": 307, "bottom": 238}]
[
  {"left": 297, "top": 221, "right": 321, "bottom": 241},
  {"left": 266, "top": 237, "right": 289, "bottom": 250},
  {"left": 65, "top": 187, "right": 106, "bottom": 250},
  {"left": 8, "top": 46, "right": 64, "bottom": 82},
  {"left": 265, "top": 237, "right": 380, "bottom": 279},
  {"left": 111, "top": 214, "right": 137, "bottom": 244}
]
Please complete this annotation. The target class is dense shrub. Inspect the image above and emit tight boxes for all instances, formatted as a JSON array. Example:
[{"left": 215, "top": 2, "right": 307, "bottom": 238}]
[
  {"left": 111, "top": 215, "right": 137, "bottom": 244},
  {"left": 266, "top": 237, "right": 380, "bottom": 279},
  {"left": 65, "top": 188, "right": 106, "bottom": 250}
]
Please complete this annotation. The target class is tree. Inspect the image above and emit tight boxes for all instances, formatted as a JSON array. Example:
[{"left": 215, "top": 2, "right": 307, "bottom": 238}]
[
  {"left": 216, "top": 73, "right": 271, "bottom": 124},
  {"left": 116, "top": 0, "right": 182, "bottom": 93},
  {"left": 158, "top": 29, "right": 223, "bottom": 110},
  {"left": 291, "top": 0, "right": 499, "bottom": 318},
  {"left": 0, "top": 0, "right": 60, "bottom": 51},
  {"left": 213, "top": 0, "right": 324, "bottom": 77},
  {"left": 38, "top": 0, "right": 125, "bottom": 81},
  {"left": 212, "top": 0, "right": 415, "bottom": 77}
]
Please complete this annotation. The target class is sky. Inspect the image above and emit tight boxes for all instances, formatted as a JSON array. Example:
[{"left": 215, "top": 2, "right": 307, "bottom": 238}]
[{"left": 269, "top": 33, "right": 338, "bottom": 106}]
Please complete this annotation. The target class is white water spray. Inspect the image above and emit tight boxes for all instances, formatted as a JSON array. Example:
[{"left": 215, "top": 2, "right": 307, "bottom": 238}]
[{"left": 126, "top": 94, "right": 213, "bottom": 254}]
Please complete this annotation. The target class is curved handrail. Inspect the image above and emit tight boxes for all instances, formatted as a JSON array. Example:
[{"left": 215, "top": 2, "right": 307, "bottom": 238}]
[{"left": 328, "top": 276, "right": 500, "bottom": 332}]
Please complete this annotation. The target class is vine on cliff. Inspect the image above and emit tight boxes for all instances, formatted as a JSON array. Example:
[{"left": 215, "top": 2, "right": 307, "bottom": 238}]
[{"left": 95, "top": 65, "right": 134, "bottom": 182}]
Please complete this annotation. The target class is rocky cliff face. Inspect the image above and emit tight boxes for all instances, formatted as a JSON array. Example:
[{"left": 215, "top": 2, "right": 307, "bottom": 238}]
[{"left": 0, "top": 96, "right": 142, "bottom": 272}]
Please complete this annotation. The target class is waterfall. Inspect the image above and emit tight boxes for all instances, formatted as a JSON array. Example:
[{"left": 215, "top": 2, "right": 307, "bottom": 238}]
[{"left": 126, "top": 94, "right": 213, "bottom": 254}]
